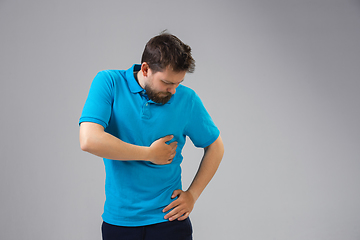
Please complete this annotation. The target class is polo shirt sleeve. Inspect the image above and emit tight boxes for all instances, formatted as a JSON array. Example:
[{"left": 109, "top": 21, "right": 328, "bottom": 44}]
[
  {"left": 184, "top": 92, "right": 220, "bottom": 148},
  {"left": 79, "top": 70, "right": 114, "bottom": 128}
]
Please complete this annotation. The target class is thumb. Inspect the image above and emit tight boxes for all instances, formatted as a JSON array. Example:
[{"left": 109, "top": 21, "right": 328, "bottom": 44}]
[{"left": 171, "top": 189, "right": 182, "bottom": 199}]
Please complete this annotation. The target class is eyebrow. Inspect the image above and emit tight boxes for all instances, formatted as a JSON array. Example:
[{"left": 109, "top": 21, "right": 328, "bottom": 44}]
[{"left": 162, "top": 79, "right": 185, "bottom": 85}]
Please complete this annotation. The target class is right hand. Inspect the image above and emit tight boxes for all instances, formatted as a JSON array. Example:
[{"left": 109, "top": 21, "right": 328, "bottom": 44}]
[{"left": 148, "top": 135, "right": 178, "bottom": 165}]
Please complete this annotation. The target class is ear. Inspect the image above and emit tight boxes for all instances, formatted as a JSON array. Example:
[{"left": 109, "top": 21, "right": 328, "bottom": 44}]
[{"left": 141, "top": 62, "right": 150, "bottom": 77}]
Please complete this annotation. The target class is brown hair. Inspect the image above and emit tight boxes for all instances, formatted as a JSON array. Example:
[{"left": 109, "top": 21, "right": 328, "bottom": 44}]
[{"left": 141, "top": 32, "right": 195, "bottom": 73}]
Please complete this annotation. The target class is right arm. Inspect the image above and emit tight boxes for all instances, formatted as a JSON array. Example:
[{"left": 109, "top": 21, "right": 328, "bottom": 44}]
[{"left": 79, "top": 122, "right": 177, "bottom": 165}]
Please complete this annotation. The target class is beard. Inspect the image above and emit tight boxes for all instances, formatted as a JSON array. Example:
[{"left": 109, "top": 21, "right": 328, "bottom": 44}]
[{"left": 144, "top": 84, "right": 172, "bottom": 104}]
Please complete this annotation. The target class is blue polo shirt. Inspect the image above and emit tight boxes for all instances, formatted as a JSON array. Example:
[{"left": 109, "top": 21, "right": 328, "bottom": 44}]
[{"left": 79, "top": 64, "right": 220, "bottom": 227}]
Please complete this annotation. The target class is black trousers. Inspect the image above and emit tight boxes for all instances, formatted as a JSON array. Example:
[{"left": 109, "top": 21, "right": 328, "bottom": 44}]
[{"left": 102, "top": 218, "right": 193, "bottom": 240}]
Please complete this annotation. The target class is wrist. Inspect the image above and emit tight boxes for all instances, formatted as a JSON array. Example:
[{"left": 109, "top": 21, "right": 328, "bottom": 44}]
[
  {"left": 142, "top": 146, "right": 152, "bottom": 162},
  {"left": 186, "top": 188, "right": 200, "bottom": 202}
]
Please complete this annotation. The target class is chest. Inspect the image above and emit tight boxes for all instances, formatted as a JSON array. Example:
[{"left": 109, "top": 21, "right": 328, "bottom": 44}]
[{"left": 107, "top": 88, "right": 189, "bottom": 147}]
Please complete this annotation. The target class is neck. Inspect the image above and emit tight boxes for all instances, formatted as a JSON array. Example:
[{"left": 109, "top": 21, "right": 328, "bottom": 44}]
[{"left": 136, "top": 70, "right": 146, "bottom": 89}]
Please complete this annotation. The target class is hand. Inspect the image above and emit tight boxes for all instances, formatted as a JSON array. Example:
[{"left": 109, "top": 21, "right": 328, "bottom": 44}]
[
  {"left": 148, "top": 135, "right": 177, "bottom": 165},
  {"left": 163, "top": 190, "right": 195, "bottom": 221}
]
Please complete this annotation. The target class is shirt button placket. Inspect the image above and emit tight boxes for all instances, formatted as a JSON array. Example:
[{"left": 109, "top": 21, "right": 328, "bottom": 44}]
[{"left": 141, "top": 101, "right": 151, "bottom": 119}]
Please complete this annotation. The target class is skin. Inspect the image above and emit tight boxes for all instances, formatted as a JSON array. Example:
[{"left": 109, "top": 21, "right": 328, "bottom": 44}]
[
  {"left": 136, "top": 62, "right": 185, "bottom": 97},
  {"left": 80, "top": 62, "right": 224, "bottom": 221},
  {"left": 80, "top": 123, "right": 178, "bottom": 165},
  {"left": 163, "top": 136, "right": 224, "bottom": 221}
]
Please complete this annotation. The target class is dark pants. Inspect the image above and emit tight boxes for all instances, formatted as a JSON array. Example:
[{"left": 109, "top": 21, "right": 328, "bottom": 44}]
[{"left": 102, "top": 218, "right": 193, "bottom": 240}]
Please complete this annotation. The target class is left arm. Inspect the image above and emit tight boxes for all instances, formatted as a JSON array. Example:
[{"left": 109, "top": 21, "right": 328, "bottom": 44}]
[{"left": 163, "top": 135, "right": 224, "bottom": 221}]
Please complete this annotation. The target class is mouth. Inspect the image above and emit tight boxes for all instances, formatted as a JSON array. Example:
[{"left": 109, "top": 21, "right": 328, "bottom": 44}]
[{"left": 159, "top": 92, "right": 172, "bottom": 98}]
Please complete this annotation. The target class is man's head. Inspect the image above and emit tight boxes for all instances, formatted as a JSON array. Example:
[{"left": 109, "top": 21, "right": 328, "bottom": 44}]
[
  {"left": 141, "top": 32, "right": 195, "bottom": 74},
  {"left": 140, "top": 65, "right": 186, "bottom": 104},
  {"left": 137, "top": 33, "right": 195, "bottom": 104}
]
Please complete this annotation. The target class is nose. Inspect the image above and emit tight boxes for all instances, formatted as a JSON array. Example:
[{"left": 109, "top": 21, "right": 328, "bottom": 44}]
[{"left": 167, "top": 86, "right": 176, "bottom": 95}]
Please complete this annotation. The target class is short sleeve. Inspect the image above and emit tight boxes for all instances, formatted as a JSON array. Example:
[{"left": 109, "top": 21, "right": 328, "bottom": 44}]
[
  {"left": 79, "top": 71, "right": 114, "bottom": 128},
  {"left": 184, "top": 92, "right": 220, "bottom": 148}
]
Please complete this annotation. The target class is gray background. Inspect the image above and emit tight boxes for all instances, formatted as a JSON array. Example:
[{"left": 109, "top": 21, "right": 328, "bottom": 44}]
[{"left": 1, "top": 0, "right": 360, "bottom": 239}]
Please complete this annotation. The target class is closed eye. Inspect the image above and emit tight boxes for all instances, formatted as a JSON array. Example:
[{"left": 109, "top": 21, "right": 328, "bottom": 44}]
[
  {"left": 163, "top": 81, "right": 174, "bottom": 85},
  {"left": 161, "top": 79, "right": 184, "bottom": 85}
]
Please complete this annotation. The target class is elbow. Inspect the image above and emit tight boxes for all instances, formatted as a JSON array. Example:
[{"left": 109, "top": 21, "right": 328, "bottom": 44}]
[
  {"left": 79, "top": 135, "right": 91, "bottom": 152},
  {"left": 79, "top": 128, "right": 95, "bottom": 153},
  {"left": 79, "top": 122, "right": 104, "bottom": 153}
]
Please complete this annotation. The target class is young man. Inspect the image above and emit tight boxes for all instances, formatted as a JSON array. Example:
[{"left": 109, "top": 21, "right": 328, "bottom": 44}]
[{"left": 79, "top": 33, "right": 224, "bottom": 240}]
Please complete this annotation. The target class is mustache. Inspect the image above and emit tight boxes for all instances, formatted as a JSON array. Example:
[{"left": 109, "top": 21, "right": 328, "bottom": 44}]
[{"left": 158, "top": 92, "right": 172, "bottom": 97}]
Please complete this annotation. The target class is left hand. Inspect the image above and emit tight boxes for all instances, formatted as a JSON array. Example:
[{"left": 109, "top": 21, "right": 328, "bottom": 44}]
[{"left": 163, "top": 189, "right": 195, "bottom": 221}]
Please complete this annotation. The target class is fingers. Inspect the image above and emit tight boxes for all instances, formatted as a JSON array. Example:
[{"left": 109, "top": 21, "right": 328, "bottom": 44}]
[
  {"left": 169, "top": 141, "right": 177, "bottom": 148},
  {"left": 163, "top": 201, "right": 176, "bottom": 213},
  {"left": 163, "top": 190, "right": 181, "bottom": 213},
  {"left": 168, "top": 140, "right": 177, "bottom": 160},
  {"left": 164, "top": 206, "right": 189, "bottom": 221},
  {"left": 162, "top": 141, "right": 177, "bottom": 164},
  {"left": 177, "top": 212, "right": 190, "bottom": 221},
  {"left": 148, "top": 135, "right": 178, "bottom": 165},
  {"left": 161, "top": 135, "right": 178, "bottom": 157},
  {"left": 162, "top": 135, "right": 174, "bottom": 143},
  {"left": 167, "top": 138, "right": 178, "bottom": 156},
  {"left": 163, "top": 135, "right": 178, "bottom": 148},
  {"left": 163, "top": 190, "right": 195, "bottom": 221},
  {"left": 163, "top": 190, "right": 187, "bottom": 220}
]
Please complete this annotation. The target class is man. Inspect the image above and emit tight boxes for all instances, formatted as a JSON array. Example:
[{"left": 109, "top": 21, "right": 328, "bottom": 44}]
[{"left": 79, "top": 33, "right": 224, "bottom": 240}]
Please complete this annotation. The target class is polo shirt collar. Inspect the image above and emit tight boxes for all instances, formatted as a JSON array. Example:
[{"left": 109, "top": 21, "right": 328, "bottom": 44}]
[
  {"left": 126, "top": 64, "right": 143, "bottom": 93},
  {"left": 125, "top": 64, "right": 175, "bottom": 105}
]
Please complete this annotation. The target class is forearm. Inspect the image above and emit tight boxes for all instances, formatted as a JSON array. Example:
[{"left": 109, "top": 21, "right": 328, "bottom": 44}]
[
  {"left": 80, "top": 122, "right": 149, "bottom": 161},
  {"left": 187, "top": 135, "right": 224, "bottom": 201}
]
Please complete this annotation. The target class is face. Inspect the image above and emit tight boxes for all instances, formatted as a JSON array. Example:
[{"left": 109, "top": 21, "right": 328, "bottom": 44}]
[{"left": 144, "top": 66, "right": 186, "bottom": 104}]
